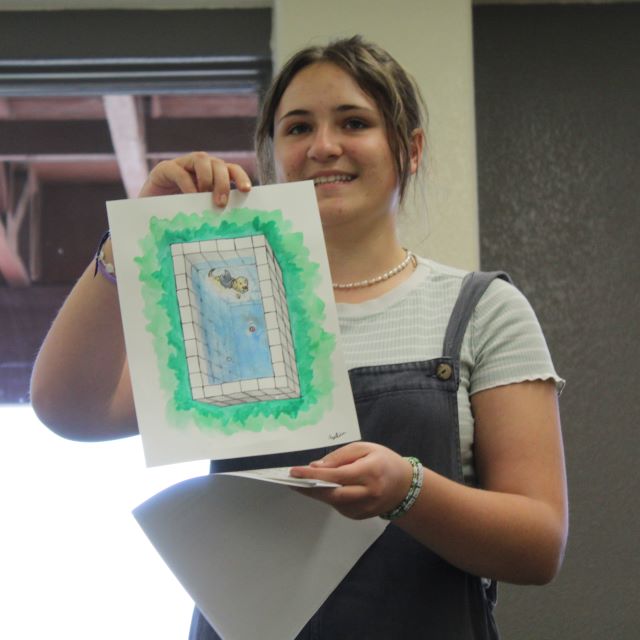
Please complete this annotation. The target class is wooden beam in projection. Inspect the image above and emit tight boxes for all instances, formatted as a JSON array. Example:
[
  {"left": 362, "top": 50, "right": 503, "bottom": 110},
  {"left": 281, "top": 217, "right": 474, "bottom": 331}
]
[
  {"left": 0, "top": 98, "right": 11, "bottom": 119},
  {"left": 103, "top": 95, "right": 148, "bottom": 198},
  {"left": 0, "top": 162, "right": 8, "bottom": 213},
  {"left": 0, "top": 169, "right": 36, "bottom": 287}
]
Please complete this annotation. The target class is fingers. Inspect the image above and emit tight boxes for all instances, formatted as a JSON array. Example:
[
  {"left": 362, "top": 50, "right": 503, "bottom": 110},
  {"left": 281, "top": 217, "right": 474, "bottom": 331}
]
[
  {"left": 290, "top": 443, "right": 415, "bottom": 520},
  {"left": 140, "top": 152, "right": 253, "bottom": 202},
  {"left": 290, "top": 464, "right": 350, "bottom": 486},
  {"left": 139, "top": 160, "right": 197, "bottom": 197},
  {"left": 210, "top": 161, "right": 253, "bottom": 205},
  {"left": 209, "top": 157, "right": 233, "bottom": 206},
  {"left": 227, "top": 163, "right": 253, "bottom": 192},
  {"left": 309, "top": 442, "right": 372, "bottom": 468},
  {"left": 290, "top": 442, "right": 378, "bottom": 485},
  {"left": 188, "top": 152, "right": 214, "bottom": 192}
]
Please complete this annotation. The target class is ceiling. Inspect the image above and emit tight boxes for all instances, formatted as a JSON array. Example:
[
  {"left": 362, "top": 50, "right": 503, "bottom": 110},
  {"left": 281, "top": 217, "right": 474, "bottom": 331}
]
[
  {"left": 0, "top": 1, "right": 272, "bottom": 9},
  {"left": 0, "top": 92, "right": 259, "bottom": 288},
  {"left": 0, "top": 0, "right": 636, "bottom": 8},
  {"left": 0, "top": 90, "right": 262, "bottom": 404},
  {"left": 0, "top": 7, "right": 272, "bottom": 402},
  {"left": 0, "top": 7, "right": 272, "bottom": 289}
]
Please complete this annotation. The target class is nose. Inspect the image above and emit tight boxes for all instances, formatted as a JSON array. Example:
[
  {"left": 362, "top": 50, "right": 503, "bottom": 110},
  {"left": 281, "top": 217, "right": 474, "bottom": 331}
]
[{"left": 307, "top": 125, "right": 341, "bottom": 162}]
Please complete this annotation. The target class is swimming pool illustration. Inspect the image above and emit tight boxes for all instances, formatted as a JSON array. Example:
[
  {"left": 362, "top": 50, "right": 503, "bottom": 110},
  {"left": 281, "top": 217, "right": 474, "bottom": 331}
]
[{"left": 171, "top": 234, "right": 300, "bottom": 406}]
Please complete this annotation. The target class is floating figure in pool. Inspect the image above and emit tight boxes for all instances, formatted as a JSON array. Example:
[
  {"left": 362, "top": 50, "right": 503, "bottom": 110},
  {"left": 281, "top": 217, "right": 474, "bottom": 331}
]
[{"left": 208, "top": 268, "right": 249, "bottom": 299}]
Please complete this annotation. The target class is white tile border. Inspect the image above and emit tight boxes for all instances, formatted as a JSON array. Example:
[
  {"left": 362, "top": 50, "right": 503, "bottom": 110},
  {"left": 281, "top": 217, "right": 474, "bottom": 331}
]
[{"left": 171, "top": 234, "right": 301, "bottom": 407}]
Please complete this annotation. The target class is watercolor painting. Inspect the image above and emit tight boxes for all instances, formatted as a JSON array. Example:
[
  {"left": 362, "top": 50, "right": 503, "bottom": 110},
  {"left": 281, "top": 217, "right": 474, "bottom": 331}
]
[
  {"left": 174, "top": 233, "right": 300, "bottom": 406},
  {"left": 136, "top": 205, "right": 335, "bottom": 432},
  {"left": 107, "top": 184, "right": 360, "bottom": 466}
]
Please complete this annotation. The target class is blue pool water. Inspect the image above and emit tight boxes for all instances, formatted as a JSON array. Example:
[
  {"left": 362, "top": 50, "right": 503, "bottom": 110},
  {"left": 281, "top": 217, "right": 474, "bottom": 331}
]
[{"left": 191, "top": 258, "right": 273, "bottom": 384}]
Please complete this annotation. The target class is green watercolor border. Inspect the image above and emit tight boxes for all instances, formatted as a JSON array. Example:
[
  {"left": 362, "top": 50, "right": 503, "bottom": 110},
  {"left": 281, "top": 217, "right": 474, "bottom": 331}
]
[{"left": 135, "top": 207, "right": 335, "bottom": 435}]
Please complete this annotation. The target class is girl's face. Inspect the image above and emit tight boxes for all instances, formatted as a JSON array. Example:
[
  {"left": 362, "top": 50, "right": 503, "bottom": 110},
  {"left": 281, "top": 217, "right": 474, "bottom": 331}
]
[{"left": 273, "top": 62, "right": 402, "bottom": 231}]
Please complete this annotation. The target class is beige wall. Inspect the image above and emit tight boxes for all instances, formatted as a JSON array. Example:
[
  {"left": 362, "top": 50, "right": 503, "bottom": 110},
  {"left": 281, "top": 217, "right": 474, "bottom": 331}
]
[{"left": 273, "top": 0, "right": 479, "bottom": 269}]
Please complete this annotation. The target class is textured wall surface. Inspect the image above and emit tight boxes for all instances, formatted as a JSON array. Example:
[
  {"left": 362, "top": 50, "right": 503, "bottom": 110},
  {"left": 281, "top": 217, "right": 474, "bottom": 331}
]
[{"left": 475, "top": 5, "right": 639, "bottom": 638}]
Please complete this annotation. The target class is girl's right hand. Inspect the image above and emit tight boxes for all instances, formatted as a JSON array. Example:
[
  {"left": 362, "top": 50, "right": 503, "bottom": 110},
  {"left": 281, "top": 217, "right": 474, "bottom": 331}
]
[{"left": 138, "top": 152, "right": 253, "bottom": 206}]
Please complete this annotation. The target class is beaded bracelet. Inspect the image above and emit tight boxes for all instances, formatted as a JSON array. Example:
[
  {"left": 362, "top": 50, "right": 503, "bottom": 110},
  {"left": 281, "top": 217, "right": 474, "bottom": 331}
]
[
  {"left": 379, "top": 457, "right": 424, "bottom": 521},
  {"left": 94, "top": 230, "right": 117, "bottom": 285}
]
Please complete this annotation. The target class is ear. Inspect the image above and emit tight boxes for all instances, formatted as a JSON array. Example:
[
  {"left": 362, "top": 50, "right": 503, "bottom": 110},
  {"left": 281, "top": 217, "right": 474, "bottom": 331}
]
[{"left": 409, "top": 128, "right": 425, "bottom": 175}]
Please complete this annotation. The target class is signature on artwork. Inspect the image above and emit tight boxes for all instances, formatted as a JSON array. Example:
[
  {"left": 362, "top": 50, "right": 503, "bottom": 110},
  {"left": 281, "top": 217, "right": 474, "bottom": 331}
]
[{"left": 329, "top": 431, "right": 346, "bottom": 441}]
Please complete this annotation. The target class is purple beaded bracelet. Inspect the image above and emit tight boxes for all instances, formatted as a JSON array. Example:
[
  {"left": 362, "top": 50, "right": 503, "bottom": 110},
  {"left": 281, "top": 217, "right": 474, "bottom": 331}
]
[{"left": 94, "top": 230, "right": 117, "bottom": 285}]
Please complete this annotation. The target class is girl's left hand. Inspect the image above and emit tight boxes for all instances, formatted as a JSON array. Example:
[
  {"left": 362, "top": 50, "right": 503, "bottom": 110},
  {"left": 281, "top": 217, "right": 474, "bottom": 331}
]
[{"left": 290, "top": 442, "right": 413, "bottom": 520}]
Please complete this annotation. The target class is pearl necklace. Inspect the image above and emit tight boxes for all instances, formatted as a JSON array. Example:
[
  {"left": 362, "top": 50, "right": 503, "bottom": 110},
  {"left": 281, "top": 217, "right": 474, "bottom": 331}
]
[{"left": 332, "top": 250, "right": 415, "bottom": 290}]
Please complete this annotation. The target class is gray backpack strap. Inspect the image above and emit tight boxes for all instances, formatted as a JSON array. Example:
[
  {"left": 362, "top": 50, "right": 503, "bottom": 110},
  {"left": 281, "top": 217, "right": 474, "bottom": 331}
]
[{"left": 442, "top": 271, "right": 512, "bottom": 362}]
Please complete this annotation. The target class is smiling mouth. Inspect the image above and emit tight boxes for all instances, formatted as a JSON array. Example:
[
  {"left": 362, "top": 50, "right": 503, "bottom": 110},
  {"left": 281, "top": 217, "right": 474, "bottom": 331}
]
[{"left": 312, "top": 175, "right": 355, "bottom": 186}]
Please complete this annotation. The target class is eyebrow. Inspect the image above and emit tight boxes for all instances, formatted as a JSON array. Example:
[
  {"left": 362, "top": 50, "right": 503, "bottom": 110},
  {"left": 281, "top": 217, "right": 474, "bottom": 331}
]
[{"left": 277, "top": 104, "right": 373, "bottom": 124}]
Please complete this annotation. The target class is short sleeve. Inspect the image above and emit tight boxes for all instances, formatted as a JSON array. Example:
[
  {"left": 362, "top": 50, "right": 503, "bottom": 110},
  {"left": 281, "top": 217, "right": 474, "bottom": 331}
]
[{"left": 468, "top": 278, "right": 565, "bottom": 395}]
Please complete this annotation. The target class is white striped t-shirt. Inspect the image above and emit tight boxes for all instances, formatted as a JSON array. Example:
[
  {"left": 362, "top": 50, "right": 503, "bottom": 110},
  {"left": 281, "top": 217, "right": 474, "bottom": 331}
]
[{"left": 336, "top": 257, "right": 564, "bottom": 483}]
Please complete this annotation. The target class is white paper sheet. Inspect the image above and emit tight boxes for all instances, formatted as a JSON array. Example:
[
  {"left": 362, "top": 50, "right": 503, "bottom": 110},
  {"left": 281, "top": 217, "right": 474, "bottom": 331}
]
[
  {"left": 107, "top": 184, "right": 360, "bottom": 466},
  {"left": 221, "top": 466, "right": 340, "bottom": 488},
  {"left": 133, "top": 473, "right": 387, "bottom": 640}
]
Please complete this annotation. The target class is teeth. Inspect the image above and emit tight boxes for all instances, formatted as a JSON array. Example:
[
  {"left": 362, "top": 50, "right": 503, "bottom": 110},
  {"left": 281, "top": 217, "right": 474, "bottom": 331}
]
[{"left": 313, "top": 175, "right": 354, "bottom": 185}]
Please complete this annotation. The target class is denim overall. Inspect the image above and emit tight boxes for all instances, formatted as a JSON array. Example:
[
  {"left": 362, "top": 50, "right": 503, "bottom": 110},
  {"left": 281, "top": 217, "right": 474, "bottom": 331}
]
[{"left": 190, "top": 271, "right": 507, "bottom": 640}]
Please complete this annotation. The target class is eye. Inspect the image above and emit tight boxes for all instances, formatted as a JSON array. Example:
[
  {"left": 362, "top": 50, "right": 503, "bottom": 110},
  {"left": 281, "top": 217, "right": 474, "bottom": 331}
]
[
  {"left": 286, "top": 122, "right": 311, "bottom": 135},
  {"left": 344, "top": 118, "right": 369, "bottom": 130}
]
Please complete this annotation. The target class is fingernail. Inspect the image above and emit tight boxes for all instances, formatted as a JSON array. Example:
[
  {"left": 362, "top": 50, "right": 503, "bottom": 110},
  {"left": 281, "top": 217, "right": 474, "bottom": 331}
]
[
  {"left": 309, "top": 459, "right": 324, "bottom": 467},
  {"left": 218, "top": 193, "right": 227, "bottom": 207}
]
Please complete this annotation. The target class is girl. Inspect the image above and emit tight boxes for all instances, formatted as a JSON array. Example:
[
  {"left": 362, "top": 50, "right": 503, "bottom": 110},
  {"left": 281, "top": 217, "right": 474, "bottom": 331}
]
[{"left": 31, "top": 36, "right": 567, "bottom": 639}]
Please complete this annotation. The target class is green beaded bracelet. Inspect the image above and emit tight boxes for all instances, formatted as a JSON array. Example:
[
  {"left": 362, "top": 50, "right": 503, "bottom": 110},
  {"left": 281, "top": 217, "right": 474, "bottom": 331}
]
[{"left": 380, "top": 457, "right": 424, "bottom": 521}]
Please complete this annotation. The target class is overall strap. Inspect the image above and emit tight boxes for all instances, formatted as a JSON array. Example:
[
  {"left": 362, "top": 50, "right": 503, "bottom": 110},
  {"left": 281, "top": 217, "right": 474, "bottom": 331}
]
[{"left": 442, "top": 270, "right": 512, "bottom": 362}]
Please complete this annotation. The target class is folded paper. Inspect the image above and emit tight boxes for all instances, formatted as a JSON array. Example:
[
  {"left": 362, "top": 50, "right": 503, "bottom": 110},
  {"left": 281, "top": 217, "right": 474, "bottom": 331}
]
[{"left": 133, "top": 473, "right": 386, "bottom": 640}]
